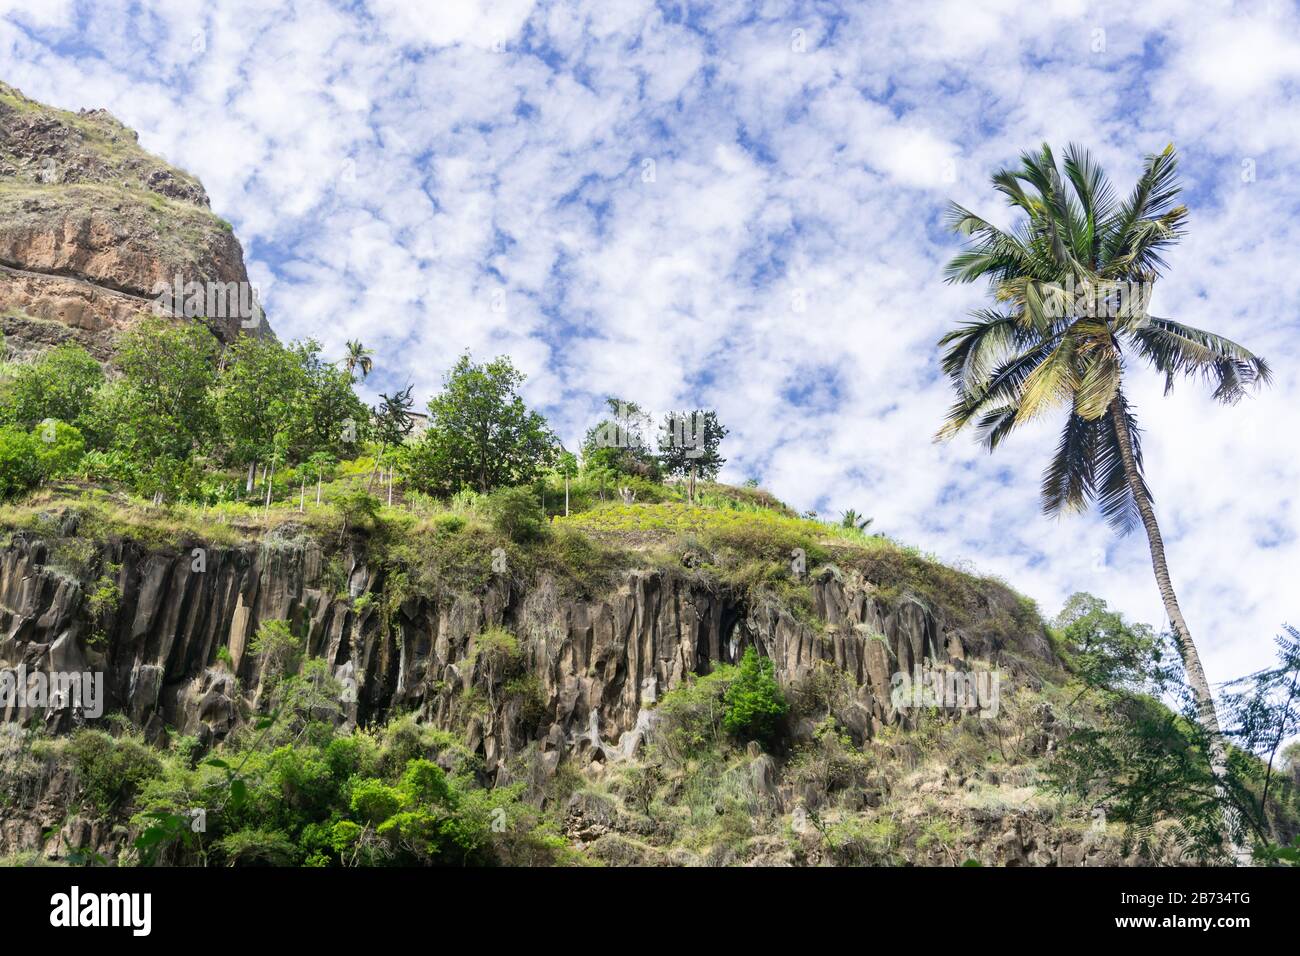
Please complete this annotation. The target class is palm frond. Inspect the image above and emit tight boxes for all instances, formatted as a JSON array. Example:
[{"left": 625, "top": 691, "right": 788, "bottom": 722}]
[
  {"left": 1128, "top": 317, "right": 1272, "bottom": 402},
  {"left": 935, "top": 338, "right": 1059, "bottom": 440},
  {"left": 1062, "top": 143, "right": 1116, "bottom": 268},
  {"left": 1041, "top": 411, "right": 1100, "bottom": 518},
  {"left": 1073, "top": 332, "right": 1123, "bottom": 420},
  {"left": 1015, "top": 335, "right": 1079, "bottom": 422},
  {"left": 937, "top": 309, "right": 1034, "bottom": 390},
  {"left": 1100, "top": 144, "right": 1184, "bottom": 273},
  {"left": 1040, "top": 394, "right": 1148, "bottom": 534}
]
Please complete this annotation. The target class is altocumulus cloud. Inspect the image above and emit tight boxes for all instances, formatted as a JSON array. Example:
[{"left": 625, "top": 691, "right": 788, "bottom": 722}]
[{"left": 2, "top": 0, "right": 1298, "bottom": 684}]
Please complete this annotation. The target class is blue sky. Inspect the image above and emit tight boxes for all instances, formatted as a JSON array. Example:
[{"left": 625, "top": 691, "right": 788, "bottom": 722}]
[{"left": 3, "top": 0, "right": 1299, "bottom": 687}]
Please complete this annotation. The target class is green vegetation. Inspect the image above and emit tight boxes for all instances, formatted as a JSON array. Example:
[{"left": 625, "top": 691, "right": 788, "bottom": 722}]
[
  {"left": 722, "top": 648, "right": 788, "bottom": 744},
  {"left": 399, "top": 354, "right": 557, "bottom": 496},
  {"left": 1045, "top": 595, "right": 1300, "bottom": 863}
]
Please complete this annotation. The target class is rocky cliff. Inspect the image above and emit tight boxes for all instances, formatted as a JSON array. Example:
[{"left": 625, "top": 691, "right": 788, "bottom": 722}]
[
  {"left": 0, "top": 81, "right": 270, "bottom": 358},
  {"left": 0, "top": 525, "right": 1053, "bottom": 776}
]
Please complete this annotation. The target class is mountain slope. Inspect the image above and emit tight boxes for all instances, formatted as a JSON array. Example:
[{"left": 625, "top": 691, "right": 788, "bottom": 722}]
[{"left": 0, "top": 81, "right": 270, "bottom": 358}]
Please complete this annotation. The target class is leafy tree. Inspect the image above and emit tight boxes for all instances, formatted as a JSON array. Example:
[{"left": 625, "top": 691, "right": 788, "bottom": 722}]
[
  {"left": 250, "top": 619, "right": 303, "bottom": 684},
  {"left": 1, "top": 343, "right": 103, "bottom": 434},
  {"left": 109, "top": 319, "right": 220, "bottom": 498},
  {"left": 0, "top": 425, "right": 44, "bottom": 499},
  {"left": 297, "top": 342, "right": 370, "bottom": 460},
  {"left": 657, "top": 409, "right": 727, "bottom": 504},
  {"left": 403, "top": 354, "right": 556, "bottom": 496},
  {"left": 33, "top": 419, "right": 85, "bottom": 478},
  {"left": 215, "top": 335, "right": 308, "bottom": 492},
  {"left": 581, "top": 397, "right": 661, "bottom": 481},
  {"left": 936, "top": 144, "right": 1270, "bottom": 845},
  {"left": 1220, "top": 624, "right": 1300, "bottom": 845},
  {"left": 1055, "top": 591, "right": 1167, "bottom": 692},
  {"left": 1047, "top": 596, "right": 1300, "bottom": 863},
  {"left": 305, "top": 451, "right": 338, "bottom": 505},
  {"left": 722, "top": 647, "right": 787, "bottom": 744},
  {"left": 368, "top": 385, "right": 415, "bottom": 492},
  {"left": 335, "top": 486, "right": 382, "bottom": 544}
]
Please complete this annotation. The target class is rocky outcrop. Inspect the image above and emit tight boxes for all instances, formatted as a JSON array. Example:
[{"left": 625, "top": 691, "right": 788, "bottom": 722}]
[
  {"left": 0, "top": 530, "right": 1055, "bottom": 778},
  {"left": 0, "top": 80, "right": 271, "bottom": 356}
]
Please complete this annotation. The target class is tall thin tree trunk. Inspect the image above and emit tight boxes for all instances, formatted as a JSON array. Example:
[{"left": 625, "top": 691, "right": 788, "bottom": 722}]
[
  {"left": 367, "top": 444, "right": 386, "bottom": 492},
  {"left": 565, "top": 477, "right": 570, "bottom": 517},
  {"left": 1109, "top": 394, "right": 1247, "bottom": 862},
  {"left": 316, "top": 476, "right": 322, "bottom": 505},
  {"left": 246, "top": 461, "right": 256, "bottom": 494},
  {"left": 300, "top": 477, "right": 305, "bottom": 513}
]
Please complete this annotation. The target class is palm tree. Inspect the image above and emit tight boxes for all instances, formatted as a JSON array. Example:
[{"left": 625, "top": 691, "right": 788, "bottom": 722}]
[
  {"left": 840, "top": 509, "right": 873, "bottom": 532},
  {"left": 341, "top": 340, "right": 374, "bottom": 381},
  {"left": 936, "top": 143, "right": 1270, "bottom": 856}
]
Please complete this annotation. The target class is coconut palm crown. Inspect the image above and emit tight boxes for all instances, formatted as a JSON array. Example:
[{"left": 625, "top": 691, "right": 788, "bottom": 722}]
[{"left": 937, "top": 142, "right": 1269, "bottom": 532}]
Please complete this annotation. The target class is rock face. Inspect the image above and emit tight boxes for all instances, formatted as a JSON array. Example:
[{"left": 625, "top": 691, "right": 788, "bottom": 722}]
[
  {"left": 0, "top": 531, "right": 1054, "bottom": 774},
  {"left": 0, "top": 81, "right": 271, "bottom": 358}
]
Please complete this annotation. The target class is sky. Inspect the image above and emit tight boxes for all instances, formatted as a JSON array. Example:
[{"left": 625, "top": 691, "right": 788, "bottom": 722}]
[{"left": 2, "top": 0, "right": 1297, "bottom": 690}]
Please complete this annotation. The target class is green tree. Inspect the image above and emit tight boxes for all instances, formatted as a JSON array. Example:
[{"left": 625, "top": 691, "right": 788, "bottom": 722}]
[
  {"left": 722, "top": 647, "right": 787, "bottom": 744},
  {"left": 1048, "top": 598, "right": 1300, "bottom": 862},
  {"left": 305, "top": 451, "right": 337, "bottom": 505},
  {"left": 2, "top": 343, "right": 103, "bottom": 434},
  {"left": 367, "top": 385, "right": 415, "bottom": 493},
  {"left": 215, "top": 335, "right": 307, "bottom": 493},
  {"left": 108, "top": 318, "right": 220, "bottom": 500},
  {"left": 32, "top": 419, "right": 85, "bottom": 478},
  {"left": 936, "top": 144, "right": 1270, "bottom": 851},
  {"left": 657, "top": 409, "right": 728, "bottom": 504},
  {"left": 296, "top": 341, "right": 370, "bottom": 461},
  {"left": 403, "top": 354, "right": 556, "bottom": 496},
  {"left": 0, "top": 425, "right": 43, "bottom": 499},
  {"left": 581, "top": 397, "right": 661, "bottom": 481}
]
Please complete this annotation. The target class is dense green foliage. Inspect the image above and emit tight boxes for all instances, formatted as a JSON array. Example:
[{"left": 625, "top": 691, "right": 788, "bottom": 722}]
[
  {"left": 399, "top": 354, "right": 556, "bottom": 496},
  {"left": 722, "top": 648, "right": 788, "bottom": 744}
]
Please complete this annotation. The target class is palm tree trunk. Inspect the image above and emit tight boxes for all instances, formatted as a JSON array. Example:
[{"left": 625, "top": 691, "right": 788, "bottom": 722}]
[{"left": 1109, "top": 395, "right": 1247, "bottom": 862}]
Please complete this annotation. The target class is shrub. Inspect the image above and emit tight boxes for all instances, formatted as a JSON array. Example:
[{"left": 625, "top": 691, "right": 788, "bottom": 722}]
[
  {"left": 250, "top": 619, "right": 302, "bottom": 682},
  {"left": 0, "top": 425, "right": 43, "bottom": 499},
  {"left": 350, "top": 778, "right": 404, "bottom": 825},
  {"left": 32, "top": 419, "right": 85, "bottom": 477},
  {"left": 722, "top": 647, "right": 788, "bottom": 744},
  {"left": 68, "top": 729, "right": 162, "bottom": 817},
  {"left": 484, "top": 485, "right": 545, "bottom": 543},
  {"left": 214, "top": 828, "right": 300, "bottom": 866},
  {"left": 650, "top": 665, "right": 736, "bottom": 765}
]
